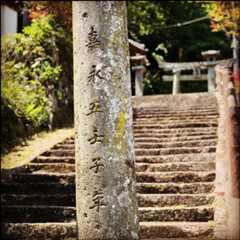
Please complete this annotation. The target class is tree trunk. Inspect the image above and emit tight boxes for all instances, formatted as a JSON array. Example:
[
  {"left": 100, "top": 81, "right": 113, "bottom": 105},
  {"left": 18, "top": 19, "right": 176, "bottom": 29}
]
[{"left": 72, "top": 1, "right": 139, "bottom": 240}]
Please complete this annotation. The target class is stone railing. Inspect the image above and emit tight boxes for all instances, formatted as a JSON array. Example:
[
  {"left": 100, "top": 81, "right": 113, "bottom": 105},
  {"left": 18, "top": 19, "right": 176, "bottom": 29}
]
[{"left": 214, "top": 64, "right": 240, "bottom": 239}]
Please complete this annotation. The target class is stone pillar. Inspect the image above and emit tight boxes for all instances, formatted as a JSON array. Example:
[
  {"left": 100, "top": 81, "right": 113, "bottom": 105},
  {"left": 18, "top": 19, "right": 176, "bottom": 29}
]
[
  {"left": 201, "top": 50, "right": 220, "bottom": 93},
  {"left": 72, "top": 1, "right": 139, "bottom": 240},
  {"left": 172, "top": 69, "right": 181, "bottom": 95},
  {"left": 132, "top": 65, "right": 145, "bottom": 96},
  {"left": 207, "top": 64, "right": 216, "bottom": 93}
]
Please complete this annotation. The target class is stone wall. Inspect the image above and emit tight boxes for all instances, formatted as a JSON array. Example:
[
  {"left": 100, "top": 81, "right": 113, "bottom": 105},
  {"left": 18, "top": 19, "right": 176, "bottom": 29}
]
[{"left": 214, "top": 65, "right": 240, "bottom": 240}]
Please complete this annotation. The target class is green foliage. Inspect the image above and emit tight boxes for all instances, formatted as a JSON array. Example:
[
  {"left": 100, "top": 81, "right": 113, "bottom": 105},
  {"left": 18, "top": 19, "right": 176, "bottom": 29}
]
[
  {"left": 1, "top": 15, "right": 73, "bottom": 152},
  {"left": 127, "top": 1, "right": 232, "bottom": 94},
  {"left": 1, "top": 97, "right": 26, "bottom": 153},
  {"left": 128, "top": 1, "right": 166, "bottom": 36}
]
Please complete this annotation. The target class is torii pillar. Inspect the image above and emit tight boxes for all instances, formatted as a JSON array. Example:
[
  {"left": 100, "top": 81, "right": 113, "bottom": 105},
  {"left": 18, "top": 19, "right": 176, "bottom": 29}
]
[
  {"left": 172, "top": 69, "right": 181, "bottom": 95},
  {"left": 73, "top": 1, "right": 139, "bottom": 240}
]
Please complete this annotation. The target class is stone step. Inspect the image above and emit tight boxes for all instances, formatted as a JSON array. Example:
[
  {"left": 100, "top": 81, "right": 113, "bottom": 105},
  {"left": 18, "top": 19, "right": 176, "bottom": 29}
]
[
  {"left": 133, "top": 118, "right": 218, "bottom": 123},
  {"left": 53, "top": 144, "right": 74, "bottom": 150},
  {"left": 133, "top": 127, "right": 217, "bottom": 135},
  {"left": 136, "top": 172, "right": 215, "bottom": 183},
  {"left": 134, "top": 122, "right": 217, "bottom": 129},
  {"left": 141, "top": 237, "right": 215, "bottom": 240},
  {"left": 134, "top": 112, "right": 218, "bottom": 118},
  {"left": 33, "top": 156, "right": 75, "bottom": 164},
  {"left": 42, "top": 149, "right": 75, "bottom": 157},
  {"left": 134, "top": 104, "right": 217, "bottom": 108},
  {"left": 135, "top": 161, "right": 215, "bottom": 172},
  {"left": 134, "top": 116, "right": 218, "bottom": 122},
  {"left": 24, "top": 163, "right": 75, "bottom": 173},
  {"left": 133, "top": 123, "right": 218, "bottom": 129},
  {"left": 1, "top": 222, "right": 77, "bottom": 240},
  {"left": 136, "top": 182, "right": 214, "bottom": 194},
  {"left": 134, "top": 106, "right": 217, "bottom": 110},
  {"left": 135, "top": 146, "right": 216, "bottom": 156},
  {"left": 134, "top": 132, "right": 217, "bottom": 139},
  {"left": 1, "top": 193, "right": 214, "bottom": 209},
  {"left": 134, "top": 135, "right": 217, "bottom": 143},
  {"left": 135, "top": 139, "right": 217, "bottom": 149},
  {"left": 1, "top": 194, "right": 75, "bottom": 206},
  {"left": 2, "top": 173, "right": 75, "bottom": 184},
  {"left": 137, "top": 194, "right": 214, "bottom": 207},
  {"left": 2, "top": 205, "right": 76, "bottom": 223},
  {"left": 1, "top": 183, "right": 75, "bottom": 194},
  {"left": 139, "top": 221, "right": 214, "bottom": 239},
  {"left": 134, "top": 109, "right": 218, "bottom": 114},
  {"left": 64, "top": 139, "right": 75, "bottom": 144},
  {"left": 136, "top": 153, "right": 216, "bottom": 163},
  {"left": 134, "top": 107, "right": 218, "bottom": 112},
  {"left": 139, "top": 206, "right": 214, "bottom": 222},
  {"left": 50, "top": 135, "right": 218, "bottom": 146},
  {"left": 134, "top": 118, "right": 218, "bottom": 123}
]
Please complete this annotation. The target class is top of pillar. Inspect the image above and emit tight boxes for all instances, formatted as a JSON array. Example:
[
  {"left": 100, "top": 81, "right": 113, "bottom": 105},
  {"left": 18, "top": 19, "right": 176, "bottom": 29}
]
[
  {"left": 201, "top": 50, "right": 220, "bottom": 60},
  {"left": 129, "top": 39, "right": 148, "bottom": 55}
]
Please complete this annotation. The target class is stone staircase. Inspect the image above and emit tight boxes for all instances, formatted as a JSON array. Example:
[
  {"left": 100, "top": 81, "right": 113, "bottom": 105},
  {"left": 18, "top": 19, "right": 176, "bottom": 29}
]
[{"left": 1, "top": 93, "right": 219, "bottom": 239}]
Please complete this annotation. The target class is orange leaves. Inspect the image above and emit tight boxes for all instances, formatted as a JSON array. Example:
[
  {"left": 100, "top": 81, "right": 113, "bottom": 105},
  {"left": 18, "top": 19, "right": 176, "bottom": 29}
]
[
  {"left": 205, "top": 2, "right": 240, "bottom": 36},
  {"left": 27, "top": 1, "right": 72, "bottom": 29}
]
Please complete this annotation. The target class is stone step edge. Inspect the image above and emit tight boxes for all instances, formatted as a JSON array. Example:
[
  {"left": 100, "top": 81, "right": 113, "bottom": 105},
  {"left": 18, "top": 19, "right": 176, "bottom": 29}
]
[
  {"left": 139, "top": 221, "right": 214, "bottom": 239},
  {"left": 136, "top": 171, "right": 215, "bottom": 175},
  {"left": 2, "top": 222, "right": 77, "bottom": 239},
  {"left": 2, "top": 205, "right": 76, "bottom": 210},
  {"left": 139, "top": 205, "right": 213, "bottom": 211}
]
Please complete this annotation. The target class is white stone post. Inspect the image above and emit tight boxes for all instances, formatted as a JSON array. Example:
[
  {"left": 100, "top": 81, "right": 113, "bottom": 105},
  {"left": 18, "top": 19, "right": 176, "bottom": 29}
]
[
  {"left": 73, "top": 1, "right": 139, "bottom": 239},
  {"left": 172, "top": 69, "right": 181, "bottom": 95},
  {"left": 202, "top": 50, "right": 220, "bottom": 93},
  {"left": 132, "top": 65, "right": 145, "bottom": 96},
  {"left": 207, "top": 63, "right": 216, "bottom": 93}
]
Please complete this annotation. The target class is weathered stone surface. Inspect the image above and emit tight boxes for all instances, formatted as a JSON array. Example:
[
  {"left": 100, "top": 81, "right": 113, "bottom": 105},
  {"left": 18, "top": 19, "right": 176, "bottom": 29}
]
[
  {"left": 134, "top": 135, "right": 217, "bottom": 143},
  {"left": 136, "top": 153, "right": 216, "bottom": 163},
  {"left": 139, "top": 206, "right": 214, "bottom": 221},
  {"left": 2, "top": 205, "right": 76, "bottom": 223},
  {"left": 135, "top": 146, "right": 216, "bottom": 156},
  {"left": 133, "top": 122, "right": 218, "bottom": 129},
  {"left": 73, "top": 1, "right": 138, "bottom": 239},
  {"left": 136, "top": 171, "right": 215, "bottom": 183},
  {"left": 135, "top": 161, "right": 215, "bottom": 172},
  {"left": 136, "top": 182, "right": 214, "bottom": 194},
  {"left": 42, "top": 149, "right": 75, "bottom": 157},
  {"left": 24, "top": 163, "right": 75, "bottom": 173},
  {"left": 135, "top": 139, "right": 217, "bottom": 149},
  {"left": 139, "top": 222, "right": 214, "bottom": 239},
  {"left": 132, "top": 93, "right": 218, "bottom": 109},
  {"left": 1, "top": 193, "right": 75, "bottom": 206},
  {"left": 1, "top": 92, "right": 219, "bottom": 239},
  {"left": 133, "top": 127, "right": 217, "bottom": 135},
  {"left": 1, "top": 223, "right": 77, "bottom": 240},
  {"left": 137, "top": 194, "right": 214, "bottom": 207},
  {"left": 33, "top": 156, "right": 75, "bottom": 164},
  {"left": 133, "top": 93, "right": 218, "bottom": 239},
  {"left": 2, "top": 172, "right": 75, "bottom": 183},
  {"left": 1, "top": 182, "right": 75, "bottom": 194}
]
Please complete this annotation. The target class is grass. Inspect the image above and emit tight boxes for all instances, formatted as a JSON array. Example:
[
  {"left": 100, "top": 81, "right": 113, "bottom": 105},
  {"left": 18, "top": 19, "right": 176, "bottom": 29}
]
[{"left": 1, "top": 128, "right": 74, "bottom": 169}]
